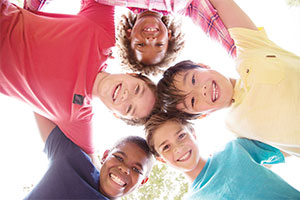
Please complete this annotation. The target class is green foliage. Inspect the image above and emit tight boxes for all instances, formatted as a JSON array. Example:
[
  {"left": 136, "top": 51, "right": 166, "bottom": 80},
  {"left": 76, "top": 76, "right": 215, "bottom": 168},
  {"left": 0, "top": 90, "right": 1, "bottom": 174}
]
[
  {"left": 285, "top": 0, "right": 300, "bottom": 6},
  {"left": 122, "top": 162, "right": 189, "bottom": 200}
]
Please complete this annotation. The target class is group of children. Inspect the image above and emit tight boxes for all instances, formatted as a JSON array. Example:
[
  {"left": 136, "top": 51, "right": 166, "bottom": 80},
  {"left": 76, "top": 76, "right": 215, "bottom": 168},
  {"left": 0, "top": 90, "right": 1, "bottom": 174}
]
[{"left": 1, "top": 0, "right": 300, "bottom": 199}]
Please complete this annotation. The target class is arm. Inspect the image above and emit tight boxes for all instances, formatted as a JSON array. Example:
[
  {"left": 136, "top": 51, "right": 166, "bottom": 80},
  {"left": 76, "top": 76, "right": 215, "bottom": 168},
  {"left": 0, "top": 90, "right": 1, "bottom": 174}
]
[
  {"left": 34, "top": 112, "right": 56, "bottom": 143},
  {"left": 34, "top": 113, "right": 101, "bottom": 168},
  {"left": 180, "top": 0, "right": 237, "bottom": 57},
  {"left": 209, "top": 0, "right": 257, "bottom": 30},
  {"left": 23, "top": 0, "right": 47, "bottom": 11},
  {"left": 237, "top": 138, "right": 285, "bottom": 165}
]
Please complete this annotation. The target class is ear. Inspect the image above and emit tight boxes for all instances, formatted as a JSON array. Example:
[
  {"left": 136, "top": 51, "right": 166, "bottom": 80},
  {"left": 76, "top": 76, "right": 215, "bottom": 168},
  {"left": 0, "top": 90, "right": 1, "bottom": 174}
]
[
  {"left": 168, "top": 29, "right": 172, "bottom": 40},
  {"left": 197, "top": 63, "right": 211, "bottom": 69},
  {"left": 101, "top": 149, "right": 110, "bottom": 165},
  {"left": 197, "top": 113, "right": 208, "bottom": 120},
  {"left": 112, "top": 112, "right": 120, "bottom": 119},
  {"left": 155, "top": 156, "right": 166, "bottom": 164},
  {"left": 126, "top": 72, "right": 137, "bottom": 76},
  {"left": 140, "top": 177, "right": 149, "bottom": 185},
  {"left": 126, "top": 29, "right": 132, "bottom": 38}
]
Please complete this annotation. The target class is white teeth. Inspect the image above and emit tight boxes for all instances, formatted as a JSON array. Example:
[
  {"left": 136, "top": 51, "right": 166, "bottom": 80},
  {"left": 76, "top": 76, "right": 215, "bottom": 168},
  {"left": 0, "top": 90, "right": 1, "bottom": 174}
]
[
  {"left": 113, "top": 84, "right": 121, "bottom": 101},
  {"left": 144, "top": 28, "right": 158, "bottom": 32},
  {"left": 110, "top": 173, "right": 125, "bottom": 187},
  {"left": 212, "top": 82, "right": 218, "bottom": 102},
  {"left": 178, "top": 151, "right": 191, "bottom": 162}
]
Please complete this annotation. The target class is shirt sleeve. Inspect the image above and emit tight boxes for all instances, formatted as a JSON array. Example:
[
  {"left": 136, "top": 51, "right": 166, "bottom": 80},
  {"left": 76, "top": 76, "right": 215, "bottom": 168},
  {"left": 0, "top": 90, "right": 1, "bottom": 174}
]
[
  {"left": 23, "top": 0, "right": 46, "bottom": 11},
  {"left": 179, "top": 0, "right": 236, "bottom": 57},
  {"left": 44, "top": 126, "right": 80, "bottom": 161},
  {"left": 228, "top": 27, "right": 274, "bottom": 56},
  {"left": 236, "top": 138, "right": 285, "bottom": 165},
  {"left": 56, "top": 117, "right": 95, "bottom": 155}
]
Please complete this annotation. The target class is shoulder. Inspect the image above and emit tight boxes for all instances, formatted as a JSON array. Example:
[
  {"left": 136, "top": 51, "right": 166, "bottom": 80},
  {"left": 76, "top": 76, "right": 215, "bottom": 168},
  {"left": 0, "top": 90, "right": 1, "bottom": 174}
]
[{"left": 45, "top": 126, "right": 84, "bottom": 160}]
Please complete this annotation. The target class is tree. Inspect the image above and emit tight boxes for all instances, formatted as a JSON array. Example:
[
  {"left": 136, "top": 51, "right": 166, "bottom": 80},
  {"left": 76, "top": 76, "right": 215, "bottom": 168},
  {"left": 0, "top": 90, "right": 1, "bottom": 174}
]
[
  {"left": 122, "top": 162, "right": 189, "bottom": 200},
  {"left": 285, "top": 0, "right": 300, "bottom": 6}
]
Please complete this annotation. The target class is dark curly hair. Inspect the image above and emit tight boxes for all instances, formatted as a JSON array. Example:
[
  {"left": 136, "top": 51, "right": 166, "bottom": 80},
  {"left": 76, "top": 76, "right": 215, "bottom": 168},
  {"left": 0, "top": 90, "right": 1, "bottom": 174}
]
[
  {"left": 116, "top": 11, "right": 185, "bottom": 76},
  {"left": 157, "top": 60, "right": 206, "bottom": 120}
]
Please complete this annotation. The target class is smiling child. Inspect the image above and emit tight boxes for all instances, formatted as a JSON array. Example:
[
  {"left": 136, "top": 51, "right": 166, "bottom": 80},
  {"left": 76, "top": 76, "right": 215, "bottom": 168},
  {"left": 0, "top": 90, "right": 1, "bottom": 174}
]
[
  {"left": 145, "top": 113, "right": 300, "bottom": 199},
  {"left": 25, "top": 113, "right": 154, "bottom": 199},
  {"left": 157, "top": 0, "right": 300, "bottom": 156}
]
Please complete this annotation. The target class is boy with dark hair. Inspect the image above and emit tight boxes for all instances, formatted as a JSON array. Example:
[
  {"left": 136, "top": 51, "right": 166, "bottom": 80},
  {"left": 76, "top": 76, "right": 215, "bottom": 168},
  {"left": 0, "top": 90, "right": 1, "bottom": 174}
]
[
  {"left": 157, "top": 0, "right": 300, "bottom": 156},
  {"left": 0, "top": 0, "right": 157, "bottom": 167},
  {"left": 25, "top": 113, "right": 154, "bottom": 199},
  {"left": 145, "top": 113, "right": 300, "bottom": 199}
]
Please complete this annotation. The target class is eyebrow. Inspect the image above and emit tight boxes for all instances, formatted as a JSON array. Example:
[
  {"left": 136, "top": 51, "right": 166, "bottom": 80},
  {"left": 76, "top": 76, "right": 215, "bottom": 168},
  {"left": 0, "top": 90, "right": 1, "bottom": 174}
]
[
  {"left": 183, "top": 71, "right": 189, "bottom": 87},
  {"left": 116, "top": 151, "right": 144, "bottom": 171},
  {"left": 158, "top": 128, "right": 183, "bottom": 149},
  {"left": 135, "top": 162, "right": 144, "bottom": 171},
  {"left": 181, "top": 72, "right": 190, "bottom": 111},
  {"left": 132, "top": 85, "right": 145, "bottom": 117},
  {"left": 115, "top": 151, "right": 127, "bottom": 158}
]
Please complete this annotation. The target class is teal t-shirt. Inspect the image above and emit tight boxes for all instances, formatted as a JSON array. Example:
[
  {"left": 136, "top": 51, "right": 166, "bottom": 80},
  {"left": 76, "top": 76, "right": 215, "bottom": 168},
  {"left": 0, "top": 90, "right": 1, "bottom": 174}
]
[{"left": 189, "top": 138, "right": 300, "bottom": 200}]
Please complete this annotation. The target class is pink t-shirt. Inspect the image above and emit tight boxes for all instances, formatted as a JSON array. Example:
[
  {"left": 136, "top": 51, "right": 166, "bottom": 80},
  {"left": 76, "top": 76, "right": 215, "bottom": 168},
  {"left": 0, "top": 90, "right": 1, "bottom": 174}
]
[{"left": 0, "top": 0, "right": 115, "bottom": 154}]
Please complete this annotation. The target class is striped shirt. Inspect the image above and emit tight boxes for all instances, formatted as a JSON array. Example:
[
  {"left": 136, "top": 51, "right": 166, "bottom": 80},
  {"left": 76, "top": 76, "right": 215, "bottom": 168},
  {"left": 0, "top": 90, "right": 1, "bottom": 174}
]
[{"left": 24, "top": 0, "right": 236, "bottom": 57}]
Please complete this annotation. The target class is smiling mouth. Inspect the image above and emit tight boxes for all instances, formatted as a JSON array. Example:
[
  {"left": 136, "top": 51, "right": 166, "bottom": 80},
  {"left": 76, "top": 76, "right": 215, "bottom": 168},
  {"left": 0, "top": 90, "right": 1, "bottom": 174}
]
[
  {"left": 177, "top": 150, "right": 192, "bottom": 162},
  {"left": 110, "top": 173, "right": 127, "bottom": 187},
  {"left": 112, "top": 84, "right": 121, "bottom": 102},
  {"left": 143, "top": 27, "right": 159, "bottom": 32},
  {"left": 212, "top": 81, "right": 219, "bottom": 103}
]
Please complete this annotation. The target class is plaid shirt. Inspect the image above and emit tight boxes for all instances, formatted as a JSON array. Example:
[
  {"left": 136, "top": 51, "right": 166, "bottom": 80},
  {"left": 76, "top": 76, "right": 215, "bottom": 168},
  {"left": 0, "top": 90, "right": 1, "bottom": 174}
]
[{"left": 24, "top": 0, "right": 236, "bottom": 57}]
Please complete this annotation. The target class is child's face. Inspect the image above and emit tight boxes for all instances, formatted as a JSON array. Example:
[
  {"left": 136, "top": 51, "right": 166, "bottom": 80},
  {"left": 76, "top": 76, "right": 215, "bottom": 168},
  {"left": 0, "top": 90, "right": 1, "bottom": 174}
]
[
  {"left": 97, "top": 73, "right": 156, "bottom": 120},
  {"left": 128, "top": 11, "right": 171, "bottom": 65},
  {"left": 152, "top": 120, "right": 200, "bottom": 172},
  {"left": 173, "top": 67, "right": 234, "bottom": 114},
  {"left": 99, "top": 142, "right": 149, "bottom": 199}
]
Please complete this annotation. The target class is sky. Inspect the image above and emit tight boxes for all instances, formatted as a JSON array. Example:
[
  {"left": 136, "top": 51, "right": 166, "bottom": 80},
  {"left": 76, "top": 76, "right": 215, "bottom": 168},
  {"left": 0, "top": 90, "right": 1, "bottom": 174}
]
[{"left": 1, "top": 0, "right": 300, "bottom": 199}]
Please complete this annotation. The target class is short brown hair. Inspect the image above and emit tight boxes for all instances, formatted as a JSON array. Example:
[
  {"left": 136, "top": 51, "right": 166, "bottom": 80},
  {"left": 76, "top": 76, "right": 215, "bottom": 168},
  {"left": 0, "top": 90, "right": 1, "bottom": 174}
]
[
  {"left": 116, "top": 11, "right": 185, "bottom": 75},
  {"left": 144, "top": 112, "right": 192, "bottom": 157},
  {"left": 119, "top": 73, "right": 158, "bottom": 126},
  {"left": 157, "top": 60, "right": 206, "bottom": 121}
]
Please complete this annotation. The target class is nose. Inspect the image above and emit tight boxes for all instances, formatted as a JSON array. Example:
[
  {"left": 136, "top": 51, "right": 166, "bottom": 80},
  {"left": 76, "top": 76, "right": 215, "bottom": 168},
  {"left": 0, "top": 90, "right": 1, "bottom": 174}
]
[
  {"left": 121, "top": 89, "right": 129, "bottom": 101},
  {"left": 173, "top": 145, "right": 181, "bottom": 154},
  {"left": 145, "top": 36, "right": 156, "bottom": 42},
  {"left": 118, "top": 165, "right": 130, "bottom": 175},
  {"left": 202, "top": 85, "right": 207, "bottom": 97}
]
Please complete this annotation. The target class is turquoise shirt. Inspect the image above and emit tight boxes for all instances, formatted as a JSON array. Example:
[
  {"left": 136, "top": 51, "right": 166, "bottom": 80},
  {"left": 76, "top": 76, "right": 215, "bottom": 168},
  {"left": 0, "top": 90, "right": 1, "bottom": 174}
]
[{"left": 189, "top": 139, "right": 300, "bottom": 200}]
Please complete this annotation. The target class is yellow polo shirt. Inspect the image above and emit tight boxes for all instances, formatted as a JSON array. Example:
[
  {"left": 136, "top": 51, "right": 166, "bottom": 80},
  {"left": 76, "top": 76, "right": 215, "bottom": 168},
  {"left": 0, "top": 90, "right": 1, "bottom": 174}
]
[{"left": 225, "top": 28, "right": 300, "bottom": 156}]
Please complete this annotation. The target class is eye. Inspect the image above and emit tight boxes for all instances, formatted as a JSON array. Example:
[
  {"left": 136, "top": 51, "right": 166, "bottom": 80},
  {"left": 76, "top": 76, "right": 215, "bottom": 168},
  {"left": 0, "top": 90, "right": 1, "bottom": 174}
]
[
  {"left": 191, "top": 97, "right": 195, "bottom": 108},
  {"left": 178, "top": 132, "right": 186, "bottom": 140},
  {"left": 162, "top": 144, "right": 170, "bottom": 152},
  {"left": 113, "top": 155, "right": 123, "bottom": 162},
  {"left": 192, "top": 75, "right": 195, "bottom": 85},
  {"left": 132, "top": 167, "right": 143, "bottom": 175},
  {"left": 126, "top": 105, "right": 132, "bottom": 114},
  {"left": 156, "top": 43, "right": 164, "bottom": 47},
  {"left": 137, "top": 43, "right": 145, "bottom": 47},
  {"left": 135, "top": 85, "right": 140, "bottom": 95}
]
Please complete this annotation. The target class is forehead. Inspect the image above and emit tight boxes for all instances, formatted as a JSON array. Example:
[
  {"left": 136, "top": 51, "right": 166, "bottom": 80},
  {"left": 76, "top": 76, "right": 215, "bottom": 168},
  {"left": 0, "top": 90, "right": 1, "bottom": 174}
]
[{"left": 153, "top": 120, "right": 183, "bottom": 143}]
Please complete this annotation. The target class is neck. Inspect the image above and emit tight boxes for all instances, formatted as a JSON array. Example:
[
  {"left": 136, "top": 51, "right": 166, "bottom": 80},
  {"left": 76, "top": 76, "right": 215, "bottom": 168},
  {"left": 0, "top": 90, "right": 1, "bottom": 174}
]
[
  {"left": 92, "top": 71, "right": 109, "bottom": 97},
  {"left": 229, "top": 78, "right": 236, "bottom": 88},
  {"left": 184, "top": 157, "right": 207, "bottom": 182}
]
